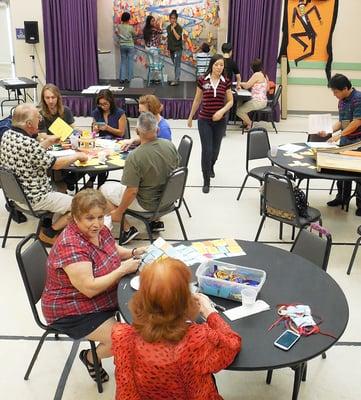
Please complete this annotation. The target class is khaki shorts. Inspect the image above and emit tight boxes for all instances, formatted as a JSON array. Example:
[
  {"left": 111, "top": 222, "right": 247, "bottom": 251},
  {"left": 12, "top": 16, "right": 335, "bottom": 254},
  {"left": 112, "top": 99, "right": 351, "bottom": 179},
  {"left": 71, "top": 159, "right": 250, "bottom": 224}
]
[
  {"left": 100, "top": 182, "right": 146, "bottom": 212},
  {"left": 31, "top": 192, "right": 73, "bottom": 214}
]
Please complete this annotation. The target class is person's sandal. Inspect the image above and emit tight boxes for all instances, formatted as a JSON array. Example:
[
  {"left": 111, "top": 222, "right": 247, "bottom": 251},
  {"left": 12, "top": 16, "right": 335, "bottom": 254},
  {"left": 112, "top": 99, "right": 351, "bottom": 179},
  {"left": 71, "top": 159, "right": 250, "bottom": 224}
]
[{"left": 79, "top": 349, "right": 109, "bottom": 383}]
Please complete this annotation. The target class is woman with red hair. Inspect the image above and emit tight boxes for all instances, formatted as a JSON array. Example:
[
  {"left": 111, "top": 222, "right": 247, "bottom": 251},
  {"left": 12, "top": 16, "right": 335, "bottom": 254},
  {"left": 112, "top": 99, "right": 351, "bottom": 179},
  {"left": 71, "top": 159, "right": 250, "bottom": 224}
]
[{"left": 112, "top": 258, "right": 241, "bottom": 399}]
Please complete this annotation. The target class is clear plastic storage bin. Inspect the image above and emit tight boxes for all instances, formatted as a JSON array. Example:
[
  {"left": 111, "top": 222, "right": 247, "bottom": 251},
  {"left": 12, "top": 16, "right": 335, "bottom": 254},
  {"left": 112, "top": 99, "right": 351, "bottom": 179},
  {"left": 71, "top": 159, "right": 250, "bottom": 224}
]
[{"left": 196, "top": 260, "right": 266, "bottom": 302}]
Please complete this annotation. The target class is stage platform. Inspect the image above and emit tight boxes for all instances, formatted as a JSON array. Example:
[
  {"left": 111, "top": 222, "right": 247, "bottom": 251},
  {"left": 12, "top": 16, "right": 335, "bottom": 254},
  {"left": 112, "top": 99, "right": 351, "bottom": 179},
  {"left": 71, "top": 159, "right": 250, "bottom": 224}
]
[{"left": 61, "top": 80, "right": 197, "bottom": 120}]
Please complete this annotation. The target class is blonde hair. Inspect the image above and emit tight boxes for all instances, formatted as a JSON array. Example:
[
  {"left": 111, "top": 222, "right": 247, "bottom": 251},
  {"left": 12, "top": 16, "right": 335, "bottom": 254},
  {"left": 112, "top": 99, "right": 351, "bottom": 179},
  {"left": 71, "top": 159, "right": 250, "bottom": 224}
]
[
  {"left": 71, "top": 189, "right": 107, "bottom": 220},
  {"left": 138, "top": 94, "right": 163, "bottom": 115},
  {"left": 40, "top": 83, "right": 64, "bottom": 120}
]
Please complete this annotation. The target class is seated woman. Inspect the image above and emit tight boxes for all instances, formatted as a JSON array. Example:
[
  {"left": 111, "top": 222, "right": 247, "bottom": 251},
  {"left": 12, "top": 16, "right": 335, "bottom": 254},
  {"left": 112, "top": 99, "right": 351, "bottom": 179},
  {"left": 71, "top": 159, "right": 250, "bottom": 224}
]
[
  {"left": 39, "top": 83, "right": 80, "bottom": 192},
  {"left": 236, "top": 58, "right": 268, "bottom": 130},
  {"left": 92, "top": 89, "right": 127, "bottom": 140},
  {"left": 41, "top": 189, "right": 146, "bottom": 383},
  {"left": 121, "top": 94, "right": 171, "bottom": 150},
  {"left": 112, "top": 258, "right": 241, "bottom": 399}
]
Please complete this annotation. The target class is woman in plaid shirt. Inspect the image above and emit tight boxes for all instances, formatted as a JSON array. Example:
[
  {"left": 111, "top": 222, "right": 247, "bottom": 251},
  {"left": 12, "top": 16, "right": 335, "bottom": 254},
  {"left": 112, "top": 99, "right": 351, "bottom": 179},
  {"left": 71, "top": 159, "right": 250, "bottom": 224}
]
[{"left": 41, "top": 190, "right": 146, "bottom": 384}]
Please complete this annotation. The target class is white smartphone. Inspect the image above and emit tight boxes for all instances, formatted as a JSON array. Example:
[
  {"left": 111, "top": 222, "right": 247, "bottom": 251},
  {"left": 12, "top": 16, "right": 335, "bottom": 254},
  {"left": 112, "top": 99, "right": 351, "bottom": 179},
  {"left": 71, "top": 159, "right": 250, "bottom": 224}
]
[{"left": 274, "top": 329, "right": 301, "bottom": 351}]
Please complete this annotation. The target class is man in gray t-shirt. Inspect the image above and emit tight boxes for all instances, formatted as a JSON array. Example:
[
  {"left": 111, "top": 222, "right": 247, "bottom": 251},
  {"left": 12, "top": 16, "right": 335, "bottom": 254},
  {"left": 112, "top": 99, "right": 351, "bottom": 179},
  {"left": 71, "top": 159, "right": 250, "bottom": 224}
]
[{"left": 101, "top": 112, "right": 180, "bottom": 244}]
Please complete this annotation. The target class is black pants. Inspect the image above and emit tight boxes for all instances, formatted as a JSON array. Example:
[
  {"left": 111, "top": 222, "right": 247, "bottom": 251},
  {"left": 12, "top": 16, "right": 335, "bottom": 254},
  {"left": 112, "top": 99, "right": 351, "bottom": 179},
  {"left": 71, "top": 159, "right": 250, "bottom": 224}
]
[{"left": 198, "top": 118, "right": 226, "bottom": 181}]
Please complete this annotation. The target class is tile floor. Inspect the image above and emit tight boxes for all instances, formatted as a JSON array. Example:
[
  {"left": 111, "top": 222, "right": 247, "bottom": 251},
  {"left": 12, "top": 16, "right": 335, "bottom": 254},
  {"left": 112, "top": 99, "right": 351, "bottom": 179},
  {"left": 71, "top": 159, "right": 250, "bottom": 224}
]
[{"left": 0, "top": 110, "right": 360, "bottom": 399}]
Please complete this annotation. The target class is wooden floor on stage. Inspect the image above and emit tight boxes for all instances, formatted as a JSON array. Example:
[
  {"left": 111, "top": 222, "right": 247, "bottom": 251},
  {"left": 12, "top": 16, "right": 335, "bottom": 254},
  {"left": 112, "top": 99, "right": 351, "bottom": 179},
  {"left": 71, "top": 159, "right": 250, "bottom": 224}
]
[{"left": 99, "top": 79, "right": 197, "bottom": 100}]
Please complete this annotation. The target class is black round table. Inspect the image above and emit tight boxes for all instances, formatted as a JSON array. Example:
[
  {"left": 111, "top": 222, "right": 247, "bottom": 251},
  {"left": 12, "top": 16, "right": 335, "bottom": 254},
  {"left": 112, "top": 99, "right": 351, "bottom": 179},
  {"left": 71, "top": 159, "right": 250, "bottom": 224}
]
[
  {"left": 117, "top": 240, "right": 349, "bottom": 400},
  {"left": 268, "top": 142, "right": 360, "bottom": 181},
  {"left": 63, "top": 159, "right": 124, "bottom": 174}
]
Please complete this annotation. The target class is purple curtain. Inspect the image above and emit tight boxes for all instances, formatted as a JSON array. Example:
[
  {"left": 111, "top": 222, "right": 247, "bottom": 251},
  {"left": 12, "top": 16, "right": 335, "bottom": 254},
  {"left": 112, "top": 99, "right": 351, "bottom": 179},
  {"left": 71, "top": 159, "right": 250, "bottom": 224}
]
[
  {"left": 42, "top": 0, "right": 98, "bottom": 90},
  {"left": 228, "top": 0, "right": 282, "bottom": 83}
]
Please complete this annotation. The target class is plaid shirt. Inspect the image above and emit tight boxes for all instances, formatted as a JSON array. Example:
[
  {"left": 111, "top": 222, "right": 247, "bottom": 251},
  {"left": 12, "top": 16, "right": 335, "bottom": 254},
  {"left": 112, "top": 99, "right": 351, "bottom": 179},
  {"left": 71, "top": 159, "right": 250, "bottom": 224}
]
[
  {"left": 339, "top": 88, "right": 361, "bottom": 139},
  {"left": 41, "top": 222, "right": 121, "bottom": 324}
]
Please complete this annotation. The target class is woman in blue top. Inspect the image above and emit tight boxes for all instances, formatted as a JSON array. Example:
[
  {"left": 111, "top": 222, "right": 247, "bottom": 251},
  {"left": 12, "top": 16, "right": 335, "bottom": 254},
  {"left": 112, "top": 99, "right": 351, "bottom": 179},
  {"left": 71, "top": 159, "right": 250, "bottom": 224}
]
[
  {"left": 121, "top": 95, "right": 171, "bottom": 150},
  {"left": 91, "top": 89, "right": 127, "bottom": 139}
]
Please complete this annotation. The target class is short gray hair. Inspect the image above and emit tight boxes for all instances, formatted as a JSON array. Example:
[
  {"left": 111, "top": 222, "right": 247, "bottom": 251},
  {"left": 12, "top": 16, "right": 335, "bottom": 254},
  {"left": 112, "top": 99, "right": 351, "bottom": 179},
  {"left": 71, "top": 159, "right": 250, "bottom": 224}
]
[
  {"left": 12, "top": 103, "right": 38, "bottom": 128},
  {"left": 136, "top": 112, "right": 158, "bottom": 135}
]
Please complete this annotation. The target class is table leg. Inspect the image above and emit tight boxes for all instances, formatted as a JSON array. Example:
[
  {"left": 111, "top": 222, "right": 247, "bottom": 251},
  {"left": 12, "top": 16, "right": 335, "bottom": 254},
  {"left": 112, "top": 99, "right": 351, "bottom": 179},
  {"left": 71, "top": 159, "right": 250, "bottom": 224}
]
[{"left": 291, "top": 363, "right": 305, "bottom": 400}]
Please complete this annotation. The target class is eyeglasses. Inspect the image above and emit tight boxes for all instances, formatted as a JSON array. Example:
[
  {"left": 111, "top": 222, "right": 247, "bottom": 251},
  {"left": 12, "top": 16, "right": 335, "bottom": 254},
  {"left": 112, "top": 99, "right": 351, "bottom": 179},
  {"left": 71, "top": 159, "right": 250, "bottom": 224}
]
[{"left": 98, "top": 102, "right": 110, "bottom": 107}]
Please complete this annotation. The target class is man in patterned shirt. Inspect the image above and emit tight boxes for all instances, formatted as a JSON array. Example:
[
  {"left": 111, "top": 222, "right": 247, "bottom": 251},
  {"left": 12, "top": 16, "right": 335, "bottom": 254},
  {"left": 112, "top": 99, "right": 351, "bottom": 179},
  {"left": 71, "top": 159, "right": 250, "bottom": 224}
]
[{"left": 0, "top": 103, "right": 88, "bottom": 244}]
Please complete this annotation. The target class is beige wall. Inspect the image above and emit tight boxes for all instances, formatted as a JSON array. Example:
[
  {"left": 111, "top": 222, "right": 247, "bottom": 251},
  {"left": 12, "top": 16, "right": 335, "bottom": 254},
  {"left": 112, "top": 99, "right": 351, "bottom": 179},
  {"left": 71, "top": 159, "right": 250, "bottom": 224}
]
[
  {"left": 284, "top": 0, "right": 361, "bottom": 112},
  {"left": 9, "top": 0, "right": 45, "bottom": 97}
]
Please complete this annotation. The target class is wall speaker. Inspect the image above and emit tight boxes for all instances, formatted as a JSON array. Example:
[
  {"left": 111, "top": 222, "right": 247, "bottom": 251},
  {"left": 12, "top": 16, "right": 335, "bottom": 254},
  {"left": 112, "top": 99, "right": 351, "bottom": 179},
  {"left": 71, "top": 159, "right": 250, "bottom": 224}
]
[{"left": 24, "top": 21, "right": 39, "bottom": 44}]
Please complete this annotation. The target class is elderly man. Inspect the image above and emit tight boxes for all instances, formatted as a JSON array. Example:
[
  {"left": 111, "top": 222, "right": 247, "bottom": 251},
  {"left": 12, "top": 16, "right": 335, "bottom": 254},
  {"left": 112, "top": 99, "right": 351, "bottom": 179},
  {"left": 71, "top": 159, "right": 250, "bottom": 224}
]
[
  {"left": 320, "top": 74, "right": 361, "bottom": 215},
  {"left": 101, "top": 112, "right": 180, "bottom": 244},
  {"left": 0, "top": 103, "right": 88, "bottom": 244}
]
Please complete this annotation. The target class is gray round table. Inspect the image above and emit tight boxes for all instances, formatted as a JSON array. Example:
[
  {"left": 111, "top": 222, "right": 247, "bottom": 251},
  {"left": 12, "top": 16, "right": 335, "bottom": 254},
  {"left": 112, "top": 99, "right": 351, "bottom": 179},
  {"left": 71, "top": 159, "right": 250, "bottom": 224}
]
[{"left": 117, "top": 240, "right": 348, "bottom": 400}]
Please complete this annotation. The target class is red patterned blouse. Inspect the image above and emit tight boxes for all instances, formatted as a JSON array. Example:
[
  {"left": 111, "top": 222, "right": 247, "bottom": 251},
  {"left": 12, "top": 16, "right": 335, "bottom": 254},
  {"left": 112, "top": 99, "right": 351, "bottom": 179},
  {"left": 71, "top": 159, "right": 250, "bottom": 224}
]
[
  {"left": 112, "top": 312, "right": 241, "bottom": 400},
  {"left": 41, "top": 222, "right": 121, "bottom": 324}
]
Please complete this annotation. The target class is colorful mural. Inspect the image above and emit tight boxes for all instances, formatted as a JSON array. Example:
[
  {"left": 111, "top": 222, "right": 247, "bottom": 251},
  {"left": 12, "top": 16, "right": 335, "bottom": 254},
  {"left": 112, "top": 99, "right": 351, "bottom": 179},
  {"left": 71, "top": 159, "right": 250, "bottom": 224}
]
[{"left": 113, "top": 0, "right": 220, "bottom": 67}]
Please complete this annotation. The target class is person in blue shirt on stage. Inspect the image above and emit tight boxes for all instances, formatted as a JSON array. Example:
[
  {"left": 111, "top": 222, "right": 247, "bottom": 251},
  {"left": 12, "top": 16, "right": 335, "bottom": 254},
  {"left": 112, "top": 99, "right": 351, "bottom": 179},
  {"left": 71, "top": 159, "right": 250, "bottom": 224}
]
[
  {"left": 91, "top": 89, "right": 127, "bottom": 140},
  {"left": 120, "top": 95, "right": 172, "bottom": 150}
]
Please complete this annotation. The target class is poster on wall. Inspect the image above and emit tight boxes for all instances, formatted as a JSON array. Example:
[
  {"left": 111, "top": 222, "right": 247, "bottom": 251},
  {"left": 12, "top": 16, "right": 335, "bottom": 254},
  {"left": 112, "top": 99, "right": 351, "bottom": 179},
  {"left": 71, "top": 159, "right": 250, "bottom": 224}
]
[
  {"left": 113, "top": 0, "right": 220, "bottom": 80},
  {"left": 278, "top": 0, "right": 339, "bottom": 80}
]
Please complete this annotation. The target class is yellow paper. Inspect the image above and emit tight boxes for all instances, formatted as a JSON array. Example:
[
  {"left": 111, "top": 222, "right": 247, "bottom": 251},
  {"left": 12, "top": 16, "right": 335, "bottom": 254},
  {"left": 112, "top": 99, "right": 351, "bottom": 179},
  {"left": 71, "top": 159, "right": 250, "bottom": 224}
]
[
  {"left": 74, "top": 158, "right": 100, "bottom": 167},
  {"left": 228, "top": 245, "right": 242, "bottom": 253},
  {"left": 108, "top": 157, "right": 125, "bottom": 167},
  {"left": 212, "top": 239, "right": 227, "bottom": 246},
  {"left": 49, "top": 117, "right": 74, "bottom": 141},
  {"left": 192, "top": 243, "right": 207, "bottom": 252}
]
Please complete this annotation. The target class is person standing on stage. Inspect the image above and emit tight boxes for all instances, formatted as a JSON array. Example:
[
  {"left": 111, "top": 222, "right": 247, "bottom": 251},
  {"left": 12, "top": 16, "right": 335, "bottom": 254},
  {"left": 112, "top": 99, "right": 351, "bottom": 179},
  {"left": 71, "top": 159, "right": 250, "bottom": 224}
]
[
  {"left": 166, "top": 9, "right": 183, "bottom": 86},
  {"left": 187, "top": 54, "right": 233, "bottom": 194},
  {"left": 116, "top": 11, "right": 136, "bottom": 84}
]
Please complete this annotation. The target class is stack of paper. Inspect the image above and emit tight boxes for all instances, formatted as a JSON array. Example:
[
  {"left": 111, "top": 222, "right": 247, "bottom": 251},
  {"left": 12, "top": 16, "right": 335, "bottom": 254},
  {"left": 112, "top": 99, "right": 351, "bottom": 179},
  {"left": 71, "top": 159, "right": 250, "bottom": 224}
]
[
  {"left": 308, "top": 114, "right": 333, "bottom": 135},
  {"left": 81, "top": 85, "right": 110, "bottom": 94}
]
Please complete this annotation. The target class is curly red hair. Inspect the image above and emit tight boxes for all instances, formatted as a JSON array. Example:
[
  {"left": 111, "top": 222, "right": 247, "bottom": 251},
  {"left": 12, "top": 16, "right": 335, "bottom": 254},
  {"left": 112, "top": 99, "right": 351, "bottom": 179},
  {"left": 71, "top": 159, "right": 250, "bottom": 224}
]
[{"left": 129, "top": 258, "right": 199, "bottom": 343}]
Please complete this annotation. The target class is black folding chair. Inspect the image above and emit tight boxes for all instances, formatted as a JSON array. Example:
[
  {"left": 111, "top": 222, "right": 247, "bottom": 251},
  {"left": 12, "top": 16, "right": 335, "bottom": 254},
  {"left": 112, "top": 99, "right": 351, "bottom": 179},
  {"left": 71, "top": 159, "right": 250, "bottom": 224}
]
[
  {"left": 0, "top": 167, "right": 52, "bottom": 248},
  {"left": 255, "top": 172, "right": 322, "bottom": 241},
  {"left": 177, "top": 135, "right": 193, "bottom": 217},
  {"left": 15, "top": 234, "right": 104, "bottom": 393},
  {"left": 252, "top": 85, "right": 282, "bottom": 134},
  {"left": 347, "top": 225, "right": 361, "bottom": 275},
  {"left": 120, "top": 167, "right": 188, "bottom": 243}
]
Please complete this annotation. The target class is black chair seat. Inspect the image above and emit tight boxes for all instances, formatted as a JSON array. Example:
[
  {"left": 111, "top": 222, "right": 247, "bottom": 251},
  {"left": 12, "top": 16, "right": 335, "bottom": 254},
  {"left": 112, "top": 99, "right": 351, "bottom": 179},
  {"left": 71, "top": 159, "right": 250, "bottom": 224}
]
[
  {"left": 249, "top": 165, "right": 285, "bottom": 181},
  {"left": 126, "top": 205, "right": 175, "bottom": 220},
  {"left": 258, "top": 106, "right": 272, "bottom": 113},
  {"left": 298, "top": 206, "right": 322, "bottom": 226}
]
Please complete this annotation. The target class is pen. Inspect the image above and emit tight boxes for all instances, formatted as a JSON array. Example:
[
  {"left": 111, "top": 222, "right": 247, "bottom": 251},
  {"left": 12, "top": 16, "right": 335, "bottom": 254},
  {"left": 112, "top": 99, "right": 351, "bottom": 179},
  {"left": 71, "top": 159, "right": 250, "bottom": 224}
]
[{"left": 211, "top": 301, "right": 226, "bottom": 312}]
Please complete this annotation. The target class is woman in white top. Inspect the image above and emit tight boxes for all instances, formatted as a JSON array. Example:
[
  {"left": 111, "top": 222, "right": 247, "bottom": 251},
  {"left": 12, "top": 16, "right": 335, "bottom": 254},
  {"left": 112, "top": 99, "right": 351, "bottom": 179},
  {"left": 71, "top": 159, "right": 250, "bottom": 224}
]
[{"left": 236, "top": 58, "right": 268, "bottom": 130}]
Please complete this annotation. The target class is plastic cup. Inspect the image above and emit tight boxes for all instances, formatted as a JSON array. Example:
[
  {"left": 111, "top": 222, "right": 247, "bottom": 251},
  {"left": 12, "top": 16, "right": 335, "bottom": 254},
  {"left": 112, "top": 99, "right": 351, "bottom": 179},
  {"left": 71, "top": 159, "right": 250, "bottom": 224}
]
[
  {"left": 241, "top": 287, "right": 258, "bottom": 306},
  {"left": 270, "top": 146, "right": 278, "bottom": 157}
]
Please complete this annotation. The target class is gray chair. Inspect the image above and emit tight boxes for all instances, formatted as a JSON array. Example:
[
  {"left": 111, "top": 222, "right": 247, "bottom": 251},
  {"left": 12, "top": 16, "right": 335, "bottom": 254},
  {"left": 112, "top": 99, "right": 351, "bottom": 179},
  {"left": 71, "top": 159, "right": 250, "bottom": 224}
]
[
  {"left": 347, "top": 225, "right": 361, "bottom": 275},
  {"left": 177, "top": 135, "right": 193, "bottom": 218},
  {"left": 146, "top": 48, "right": 165, "bottom": 86},
  {"left": 15, "top": 234, "right": 104, "bottom": 393},
  {"left": 119, "top": 167, "right": 188, "bottom": 243},
  {"left": 0, "top": 167, "right": 52, "bottom": 248},
  {"left": 267, "top": 225, "right": 332, "bottom": 385},
  {"left": 255, "top": 172, "right": 322, "bottom": 241},
  {"left": 251, "top": 85, "right": 282, "bottom": 134},
  {"left": 236, "top": 127, "right": 286, "bottom": 202}
]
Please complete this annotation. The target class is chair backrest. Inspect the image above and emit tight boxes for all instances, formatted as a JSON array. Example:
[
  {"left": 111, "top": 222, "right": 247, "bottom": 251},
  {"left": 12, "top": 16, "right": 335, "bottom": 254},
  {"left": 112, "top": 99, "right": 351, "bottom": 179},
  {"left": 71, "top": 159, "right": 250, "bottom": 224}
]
[
  {"left": 271, "top": 85, "right": 282, "bottom": 109},
  {"left": 291, "top": 228, "right": 332, "bottom": 271},
  {"left": 155, "top": 167, "right": 188, "bottom": 214},
  {"left": 177, "top": 135, "right": 193, "bottom": 168},
  {"left": 15, "top": 234, "right": 49, "bottom": 329},
  {"left": 0, "top": 167, "right": 32, "bottom": 210},
  {"left": 263, "top": 172, "right": 299, "bottom": 222},
  {"left": 147, "top": 48, "right": 164, "bottom": 69},
  {"left": 124, "top": 118, "right": 131, "bottom": 139},
  {"left": 246, "top": 128, "right": 271, "bottom": 169},
  {"left": 129, "top": 77, "right": 144, "bottom": 88}
]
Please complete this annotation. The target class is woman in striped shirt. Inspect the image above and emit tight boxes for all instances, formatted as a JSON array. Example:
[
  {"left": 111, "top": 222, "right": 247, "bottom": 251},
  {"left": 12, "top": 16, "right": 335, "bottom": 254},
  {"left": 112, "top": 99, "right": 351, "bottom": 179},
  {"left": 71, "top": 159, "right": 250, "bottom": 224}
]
[{"left": 187, "top": 54, "right": 233, "bottom": 193}]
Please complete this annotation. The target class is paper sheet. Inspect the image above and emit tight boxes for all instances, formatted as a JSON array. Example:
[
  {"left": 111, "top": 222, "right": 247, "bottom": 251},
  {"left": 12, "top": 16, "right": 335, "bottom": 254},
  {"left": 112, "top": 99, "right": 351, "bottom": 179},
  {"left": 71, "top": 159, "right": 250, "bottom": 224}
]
[
  {"left": 223, "top": 300, "right": 270, "bottom": 321},
  {"left": 74, "top": 158, "right": 100, "bottom": 167},
  {"left": 48, "top": 149, "right": 76, "bottom": 158},
  {"left": 49, "top": 118, "right": 74, "bottom": 141},
  {"left": 108, "top": 157, "right": 125, "bottom": 167},
  {"left": 81, "top": 85, "right": 110, "bottom": 94},
  {"left": 278, "top": 144, "right": 305, "bottom": 153},
  {"left": 308, "top": 114, "right": 333, "bottom": 135},
  {"left": 306, "top": 142, "right": 338, "bottom": 149}
]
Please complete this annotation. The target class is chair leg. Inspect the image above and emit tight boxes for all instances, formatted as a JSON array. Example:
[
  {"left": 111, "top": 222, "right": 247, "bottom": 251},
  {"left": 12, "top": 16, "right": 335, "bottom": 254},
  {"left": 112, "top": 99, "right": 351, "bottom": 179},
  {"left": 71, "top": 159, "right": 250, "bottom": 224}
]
[
  {"left": 271, "top": 120, "right": 278, "bottom": 134},
  {"left": 322, "top": 352, "right": 327, "bottom": 359},
  {"left": 255, "top": 215, "right": 266, "bottom": 241},
  {"left": 301, "top": 362, "right": 307, "bottom": 382},
  {"left": 305, "top": 179, "right": 310, "bottom": 202},
  {"left": 182, "top": 198, "right": 192, "bottom": 218},
  {"left": 176, "top": 209, "right": 188, "bottom": 241},
  {"left": 279, "top": 222, "right": 283, "bottom": 240},
  {"left": 236, "top": 175, "right": 249, "bottom": 200},
  {"left": 144, "top": 221, "right": 154, "bottom": 243},
  {"left": 89, "top": 340, "right": 103, "bottom": 393},
  {"left": 291, "top": 226, "right": 296, "bottom": 241},
  {"left": 24, "top": 330, "right": 52, "bottom": 380},
  {"left": 119, "top": 214, "right": 125, "bottom": 245},
  {"left": 2, "top": 213, "right": 13, "bottom": 248},
  {"left": 266, "top": 369, "right": 273, "bottom": 384},
  {"left": 329, "top": 180, "right": 335, "bottom": 195},
  {"left": 347, "top": 237, "right": 361, "bottom": 275}
]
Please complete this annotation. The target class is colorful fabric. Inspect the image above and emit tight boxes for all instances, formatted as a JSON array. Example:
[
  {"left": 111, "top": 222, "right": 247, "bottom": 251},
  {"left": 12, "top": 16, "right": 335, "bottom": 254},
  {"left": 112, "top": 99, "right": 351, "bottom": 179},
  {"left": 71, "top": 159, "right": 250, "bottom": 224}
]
[
  {"left": 41, "top": 222, "right": 121, "bottom": 324},
  {"left": 251, "top": 80, "right": 268, "bottom": 102},
  {"left": 0, "top": 127, "right": 55, "bottom": 204},
  {"left": 112, "top": 312, "right": 241, "bottom": 400},
  {"left": 197, "top": 75, "right": 231, "bottom": 120}
]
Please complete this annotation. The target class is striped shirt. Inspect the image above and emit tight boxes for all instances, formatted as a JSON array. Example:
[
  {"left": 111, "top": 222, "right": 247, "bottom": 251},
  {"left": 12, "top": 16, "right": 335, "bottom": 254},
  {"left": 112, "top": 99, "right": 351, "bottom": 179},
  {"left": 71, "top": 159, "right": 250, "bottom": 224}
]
[
  {"left": 339, "top": 88, "right": 361, "bottom": 139},
  {"left": 197, "top": 74, "right": 231, "bottom": 120}
]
